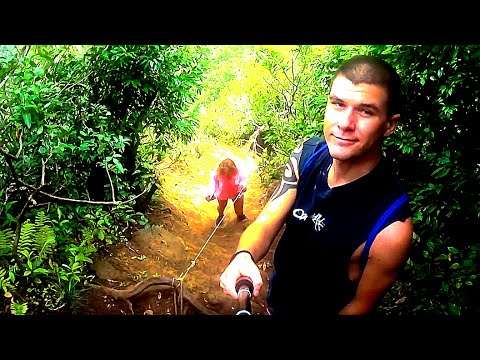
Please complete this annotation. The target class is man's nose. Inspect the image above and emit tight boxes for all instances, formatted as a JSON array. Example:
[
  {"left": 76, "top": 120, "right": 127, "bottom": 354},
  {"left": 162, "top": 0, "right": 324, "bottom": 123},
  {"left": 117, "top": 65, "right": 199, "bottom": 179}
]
[{"left": 337, "top": 107, "right": 355, "bottom": 129}]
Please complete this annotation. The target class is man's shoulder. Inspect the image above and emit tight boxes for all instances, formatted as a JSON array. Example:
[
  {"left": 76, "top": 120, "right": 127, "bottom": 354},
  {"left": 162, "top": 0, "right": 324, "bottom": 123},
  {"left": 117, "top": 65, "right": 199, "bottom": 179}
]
[
  {"left": 303, "top": 136, "right": 325, "bottom": 147},
  {"left": 298, "top": 136, "right": 328, "bottom": 172},
  {"left": 297, "top": 136, "right": 325, "bottom": 159}
]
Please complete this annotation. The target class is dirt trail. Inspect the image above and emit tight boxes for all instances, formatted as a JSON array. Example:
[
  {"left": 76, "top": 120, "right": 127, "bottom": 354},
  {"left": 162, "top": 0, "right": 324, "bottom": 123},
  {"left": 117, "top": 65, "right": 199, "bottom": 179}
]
[{"left": 83, "top": 140, "right": 278, "bottom": 315}]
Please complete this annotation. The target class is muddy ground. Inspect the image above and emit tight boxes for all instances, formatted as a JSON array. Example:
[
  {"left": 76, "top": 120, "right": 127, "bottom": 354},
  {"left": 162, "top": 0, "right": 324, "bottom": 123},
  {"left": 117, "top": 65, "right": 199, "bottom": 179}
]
[{"left": 82, "top": 146, "right": 279, "bottom": 316}]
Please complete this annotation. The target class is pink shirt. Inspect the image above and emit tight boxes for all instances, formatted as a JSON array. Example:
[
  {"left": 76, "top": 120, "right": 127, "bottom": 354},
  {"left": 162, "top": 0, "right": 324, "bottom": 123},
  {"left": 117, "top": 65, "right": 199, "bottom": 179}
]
[{"left": 209, "top": 172, "right": 246, "bottom": 200}]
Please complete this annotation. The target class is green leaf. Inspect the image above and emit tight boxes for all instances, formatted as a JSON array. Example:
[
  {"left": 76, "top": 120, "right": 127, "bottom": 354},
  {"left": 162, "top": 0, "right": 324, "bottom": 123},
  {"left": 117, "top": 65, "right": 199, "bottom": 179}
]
[
  {"left": 22, "top": 113, "right": 32, "bottom": 128},
  {"left": 113, "top": 158, "right": 125, "bottom": 173},
  {"left": 449, "top": 303, "right": 460, "bottom": 315},
  {"left": 76, "top": 254, "right": 93, "bottom": 263},
  {"left": 33, "top": 268, "right": 49, "bottom": 275},
  {"left": 431, "top": 166, "right": 449, "bottom": 178},
  {"left": 447, "top": 246, "right": 459, "bottom": 254},
  {"left": 33, "top": 67, "right": 44, "bottom": 77}
]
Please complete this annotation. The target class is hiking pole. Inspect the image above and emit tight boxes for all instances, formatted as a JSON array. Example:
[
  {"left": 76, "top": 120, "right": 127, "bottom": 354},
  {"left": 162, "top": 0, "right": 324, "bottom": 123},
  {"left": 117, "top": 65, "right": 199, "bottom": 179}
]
[{"left": 235, "top": 276, "right": 254, "bottom": 315}]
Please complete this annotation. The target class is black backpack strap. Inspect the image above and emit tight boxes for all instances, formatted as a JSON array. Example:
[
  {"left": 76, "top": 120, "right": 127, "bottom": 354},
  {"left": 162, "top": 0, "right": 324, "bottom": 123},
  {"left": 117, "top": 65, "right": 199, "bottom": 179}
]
[{"left": 299, "top": 137, "right": 328, "bottom": 176}]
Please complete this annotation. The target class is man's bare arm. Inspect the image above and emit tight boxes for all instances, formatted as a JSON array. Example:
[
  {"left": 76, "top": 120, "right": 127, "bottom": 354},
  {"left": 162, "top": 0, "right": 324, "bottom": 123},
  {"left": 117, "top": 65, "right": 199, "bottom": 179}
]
[
  {"left": 235, "top": 143, "right": 304, "bottom": 260},
  {"left": 219, "top": 144, "right": 305, "bottom": 299},
  {"left": 339, "top": 217, "right": 413, "bottom": 315}
]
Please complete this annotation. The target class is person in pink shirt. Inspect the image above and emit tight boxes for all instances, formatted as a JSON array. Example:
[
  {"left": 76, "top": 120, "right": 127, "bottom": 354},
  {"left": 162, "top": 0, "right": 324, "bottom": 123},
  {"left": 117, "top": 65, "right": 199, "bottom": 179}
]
[{"left": 205, "top": 158, "right": 248, "bottom": 226}]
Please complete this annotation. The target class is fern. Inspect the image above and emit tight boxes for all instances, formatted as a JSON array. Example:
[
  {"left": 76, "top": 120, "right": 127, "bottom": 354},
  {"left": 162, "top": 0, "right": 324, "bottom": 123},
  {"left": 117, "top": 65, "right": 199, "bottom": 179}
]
[
  {"left": 0, "top": 211, "right": 58, "bottom": 314},
  {"left": 10, "top": 299, "right": 28, "bottom": 315},
  {"left": 36, "top": 230, "right": 56, "bottom": 260},
  {"left": 1, "top": 211, "right": 97, "bottom": 314},
  {"left": 17, "top": 221, "right": 35, "bottom": 254},
  {"left": 0, "top": 228, "right": 15, "bottom": 257},
  {"left": 0, "top": 267, "right": 14, "bottom": 294},
  {"left": 17, "top": 211, "right": 56, "bottom": 260}
]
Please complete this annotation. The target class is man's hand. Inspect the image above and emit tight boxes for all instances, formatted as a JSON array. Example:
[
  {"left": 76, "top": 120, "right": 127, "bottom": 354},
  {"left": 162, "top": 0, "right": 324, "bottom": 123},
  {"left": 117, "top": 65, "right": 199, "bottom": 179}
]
[{"left": 219, "top": 251, "right": 263, "bottom": 299}]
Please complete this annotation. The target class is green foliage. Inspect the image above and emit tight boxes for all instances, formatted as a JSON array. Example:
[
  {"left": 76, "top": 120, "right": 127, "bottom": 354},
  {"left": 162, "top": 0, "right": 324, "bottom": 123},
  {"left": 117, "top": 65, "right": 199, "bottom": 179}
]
[
  {"left": 10, "top": 300, "right": 28, "bottom": 315},
  {"left": 1, "top": 44, "right": 478, "bottom": 315},
  {"left": 0, "top": 45, "right": 204, "bottom": 314},
  {"left": 19, "top": 211, "right": 56, "bottom": 259},
  {"left": 0, "top": 267, "right": 15, "bottom": 297},
  {"left": 194, "top": 46, "right": 263, "bottom": 146},
  {"left": 0, "top": 210, "right": 99, "bottom": 314},
  {"left": 366, "top": 45, "right": 480, "bottom": 314}
]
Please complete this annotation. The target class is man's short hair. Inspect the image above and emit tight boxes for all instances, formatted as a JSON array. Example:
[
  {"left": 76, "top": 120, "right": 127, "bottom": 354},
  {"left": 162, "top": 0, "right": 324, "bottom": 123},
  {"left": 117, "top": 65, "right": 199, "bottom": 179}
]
[{"left": 332, "top": 55, "right": 403, "bottom": 116}]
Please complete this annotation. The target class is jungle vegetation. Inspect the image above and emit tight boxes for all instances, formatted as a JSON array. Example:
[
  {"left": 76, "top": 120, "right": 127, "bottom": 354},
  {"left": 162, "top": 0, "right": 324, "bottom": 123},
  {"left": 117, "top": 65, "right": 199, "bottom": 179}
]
[{"left": 0, "top": 44, "right": 478, "bottom": 315}]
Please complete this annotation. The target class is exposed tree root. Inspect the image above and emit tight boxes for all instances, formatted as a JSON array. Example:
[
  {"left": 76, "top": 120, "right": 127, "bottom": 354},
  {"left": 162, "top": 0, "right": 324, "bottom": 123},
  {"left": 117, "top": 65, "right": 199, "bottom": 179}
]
[{"left": 89, "top": 276, "right": 220, "bottom": 315}]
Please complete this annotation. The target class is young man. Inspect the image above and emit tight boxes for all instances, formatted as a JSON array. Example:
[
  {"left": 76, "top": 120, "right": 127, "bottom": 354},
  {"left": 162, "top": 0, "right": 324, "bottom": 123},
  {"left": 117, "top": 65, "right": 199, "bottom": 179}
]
[{"left": 219, "top": 55, "right": 413, "bottom": 315}]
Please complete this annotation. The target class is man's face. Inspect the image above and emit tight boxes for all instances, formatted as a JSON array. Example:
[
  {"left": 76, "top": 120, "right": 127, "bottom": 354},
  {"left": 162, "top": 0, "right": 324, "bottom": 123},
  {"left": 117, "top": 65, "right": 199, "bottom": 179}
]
[{"left": 323, "top": 75, "right": 398, "bottom": 161}]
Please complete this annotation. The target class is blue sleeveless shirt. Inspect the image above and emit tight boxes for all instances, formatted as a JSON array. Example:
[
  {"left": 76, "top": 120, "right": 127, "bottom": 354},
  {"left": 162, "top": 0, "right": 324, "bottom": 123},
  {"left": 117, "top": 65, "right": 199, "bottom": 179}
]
[{"left": 267, "top": 137, "right": 411, "bottom": 315}]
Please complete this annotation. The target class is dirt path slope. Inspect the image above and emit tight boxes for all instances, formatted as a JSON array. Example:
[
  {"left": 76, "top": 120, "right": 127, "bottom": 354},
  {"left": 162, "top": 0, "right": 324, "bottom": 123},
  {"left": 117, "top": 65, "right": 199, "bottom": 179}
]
[{"left": 83, "top": 141, "right": 279, "bottom": 315}]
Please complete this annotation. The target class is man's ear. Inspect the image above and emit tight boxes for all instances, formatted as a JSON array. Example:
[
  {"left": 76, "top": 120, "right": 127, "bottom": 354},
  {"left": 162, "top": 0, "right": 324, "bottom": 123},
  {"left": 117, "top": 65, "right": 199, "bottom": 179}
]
[{"left": 383, "top": 113, "right": 400, "bottom": 137}]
